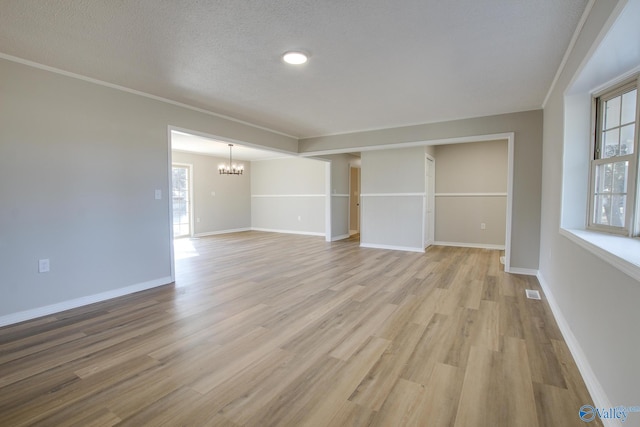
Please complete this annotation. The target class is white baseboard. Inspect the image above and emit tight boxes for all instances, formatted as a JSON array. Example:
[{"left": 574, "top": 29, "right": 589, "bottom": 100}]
[
  {"left": 349, "top": 230, "right": 359, "bottom": 235},
  {"left": 360, "top": 242, "right": 424, "bottom": 253},
  {"left": 506, "top": 267, "right": 538, "bottom": 276},
  {"left": 251, "top": 227, "right": 325, "bottom": 237},
  {"left": 331, "top": 234, "right": 350, "bottom": 241},
  {"left": 434, "top": 241, "right": 506, "bottom": 250},
  {"left": 193, "top": 227, "right": 250, "bottom": 237},
  {"left": 0, "top": 276, "right": 173, "bottom": 328},
  {"left": 536, "top": 272, "right": 616, "bottom": 426}
]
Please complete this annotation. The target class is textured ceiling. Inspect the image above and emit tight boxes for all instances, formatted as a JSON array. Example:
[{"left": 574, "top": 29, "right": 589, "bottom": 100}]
[{"left": 0, "top": 0, "right": 588, "bottom": 139}]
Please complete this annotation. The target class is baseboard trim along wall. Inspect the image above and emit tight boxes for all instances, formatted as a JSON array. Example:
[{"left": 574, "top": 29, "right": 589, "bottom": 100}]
[
  {"left": 251, "top": 194, "right": 325, "bottom": 198},
  {"left": 251, "top": 227, "right": 325, "bottom": 237},
  {"left": 0, "top": 276, "right": 174, "bottom": 328},
  {"left": 193, "top": 227, "right": 251, "bottom": 238},
  {"left": 434, "top": 241, "right": 506, "bottom": 250},
  {"left": 536, "top": 272, "right": 615, "bottom": 427},
  {"left": 360, "top": 243, "right": 425, "bottom": 253},
  {"left": 331, "top": 234, "right": 350, "bottom": 241},
  {"left": 360, "top": 192, "right": 425, "bottom": 197},
  {"left": 505, "top": 267, "right": 538, "bottom": 276},
  {"left": 435, "top": 192, "right": 508, "bottom": 197}
]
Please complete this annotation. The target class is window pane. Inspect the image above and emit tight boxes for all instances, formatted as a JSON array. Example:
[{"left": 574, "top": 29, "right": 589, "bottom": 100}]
[
  {"left": 602, "top": 128, "right": 620, "bottom": 158},
  {"left": 620, "top": 124, "right": 635, "bottom": 155},
  {"left": 604, "top": 95, "right": 621, "bottom": 130},
  {"left": 612, "top": 161, "right": 628, "bottom": 193},
  {"left": 595, "top": 163, "right": 613, "bottom": 193},
  {"left": 593, "top": 160, "right": 629, "bottom": 228},
  {"left": 593, "top": 194, "right": 627, "bottom": 227},
  {"left": 595, "top": 163, "right": 607, "bottom": 193},
  {"left": 621, "top": 89, "right": 637, "bottom": 125},
  {"left": 610, "top": 195, "right": 627, "bottom": 227},
  {"left": 593, "top": 194, "right": 610, "bottom": 225}
]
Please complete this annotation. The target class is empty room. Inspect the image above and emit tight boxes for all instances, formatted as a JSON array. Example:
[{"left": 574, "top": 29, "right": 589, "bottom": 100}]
[{"left": 1, "top": 1, "right": 639, "bottom": 426}]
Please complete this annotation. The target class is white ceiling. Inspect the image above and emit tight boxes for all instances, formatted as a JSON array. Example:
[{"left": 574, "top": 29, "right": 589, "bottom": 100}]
[{"left": 0, "top": 0, "right": 588, "bottom": 139}]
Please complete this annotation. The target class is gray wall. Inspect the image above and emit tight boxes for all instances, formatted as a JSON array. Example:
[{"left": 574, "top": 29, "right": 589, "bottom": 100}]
[
  {"left": 0, "top": 58, "right": 296, "bottom": 323},
  {"left": 250, "top": 157, "right": 326, "bottom": 236},
  {"left": 434, "top": 140, "right": 507, "bottom": 247},
  {"left": 171, "top": 151, "right": 251, "bottom": 235},
  {"left": 299, "top": 109, "right": 542, "bottom": 270},
  {"left": 540, "top": 0, "right": 640, "bottom": 406},
  {"left": 360, "top": 147, "right": 425, "bottom": 251}
]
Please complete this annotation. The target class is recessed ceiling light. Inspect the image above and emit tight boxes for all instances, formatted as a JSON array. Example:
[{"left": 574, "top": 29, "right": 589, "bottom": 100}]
[{"left": 282, "top": 51, "right": 308, "bottom": 65}]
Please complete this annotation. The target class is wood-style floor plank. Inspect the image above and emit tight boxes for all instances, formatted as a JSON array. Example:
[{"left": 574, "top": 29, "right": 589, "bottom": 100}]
[{"left": 0, "top": 231, "right": 601, "bottom": 426}]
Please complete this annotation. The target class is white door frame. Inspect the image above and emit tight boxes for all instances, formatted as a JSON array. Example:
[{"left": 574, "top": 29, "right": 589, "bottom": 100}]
[{"left": 424, "top": 154, "right": 435, "bottom": 248}]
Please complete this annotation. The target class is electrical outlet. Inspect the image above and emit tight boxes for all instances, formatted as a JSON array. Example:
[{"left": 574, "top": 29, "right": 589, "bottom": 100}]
[
  {"left": 196, "top": 217, "right": 201, "bottom": 223},
  {"left": 298, "top": 216, "right": 302, "bottom": 222},
  {"left": 480, "top": 223, "right": 486, "bottom": 230},
  {"left": 38, "top": 259, "right": 50, "bottom": 273},
  {"left": 155, "top": 189, "right": 162, "bottom": 200}
]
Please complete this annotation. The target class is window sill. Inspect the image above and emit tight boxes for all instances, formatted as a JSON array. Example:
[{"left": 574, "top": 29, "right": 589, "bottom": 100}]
[{"left": 560, "top": 228, "right": 640, "bottom": 282}]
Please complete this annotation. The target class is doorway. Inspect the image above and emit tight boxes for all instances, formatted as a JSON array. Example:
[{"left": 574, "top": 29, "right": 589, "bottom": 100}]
[
  {"left": 171, "top": 164, "right": 192, "bottom": 238},
  {"left": 349, "top": 166, "right": 361, "bottom": 235}
]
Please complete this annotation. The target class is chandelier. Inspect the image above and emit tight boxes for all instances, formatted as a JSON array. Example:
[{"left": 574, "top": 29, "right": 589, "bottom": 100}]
[{"left": 218, "top": 144, "right": 244, "bottom": 175}]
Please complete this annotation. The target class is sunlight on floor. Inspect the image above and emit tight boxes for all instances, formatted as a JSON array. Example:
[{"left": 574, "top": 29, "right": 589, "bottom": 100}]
[{"left": 174, "top": 238, "right": 200, "bottom": 260}]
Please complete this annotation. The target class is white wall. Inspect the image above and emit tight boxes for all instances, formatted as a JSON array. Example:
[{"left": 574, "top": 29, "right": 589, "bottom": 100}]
[
  {"left": 171, "top": 151, "right": 251, "bottom": 235},
  {"left": 434, "top": 140, "right": 508, "bottom": 248},
  {"left": 360, "top": 147, "right": 426, "bottom": 252},
  {"left": 299, "top": 109, "right": 543, "bottom": 270},
  {"left": 540, "top": 0, "right": 640, "bottom": 409},
  {"left": 250, "top": 157, "right": 326, "bottom": 236},
  {"left": 0, "top": 58, "right": 296, "bottom": 324}
]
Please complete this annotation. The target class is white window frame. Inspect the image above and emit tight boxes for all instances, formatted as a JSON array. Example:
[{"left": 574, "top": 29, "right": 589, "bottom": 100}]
[{"left": 587, "top": 76, "right": 640, "bottom": 237}]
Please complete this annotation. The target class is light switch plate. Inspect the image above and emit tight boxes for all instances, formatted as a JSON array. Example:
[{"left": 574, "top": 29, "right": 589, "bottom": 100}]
[{"left": 38, "top": 259, "right": 50, "bottom": 273}]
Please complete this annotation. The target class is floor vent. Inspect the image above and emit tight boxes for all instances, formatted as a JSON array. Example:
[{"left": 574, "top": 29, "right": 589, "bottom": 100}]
[
  {"left": 525, "top": 289, "right": 541, "bottom": 300},
  {"left": 499, "top": 256, "right": 505, "bottom": 265}
]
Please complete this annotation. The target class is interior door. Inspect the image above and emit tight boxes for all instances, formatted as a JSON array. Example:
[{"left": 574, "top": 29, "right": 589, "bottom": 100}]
[{"left": 349, "top": 167, "right": 360, "bottom": 234}]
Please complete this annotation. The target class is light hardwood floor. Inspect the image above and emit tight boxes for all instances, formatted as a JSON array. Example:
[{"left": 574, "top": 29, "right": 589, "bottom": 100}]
[{"left": 0, "top": 231, "right": 600, "bottom": 426}]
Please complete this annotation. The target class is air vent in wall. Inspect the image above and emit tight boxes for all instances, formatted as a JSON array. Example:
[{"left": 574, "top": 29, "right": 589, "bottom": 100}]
[{"left": 525, "top": 289, "right": 541, "bottom": 300}]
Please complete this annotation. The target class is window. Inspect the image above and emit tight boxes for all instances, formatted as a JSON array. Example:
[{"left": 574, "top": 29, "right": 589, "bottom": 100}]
[
  {"left": 172, "top": 165, "right": 192, "bottom": 237},
  {"left": 589, "top": 78, "right": 640, "bottom": 236}
]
